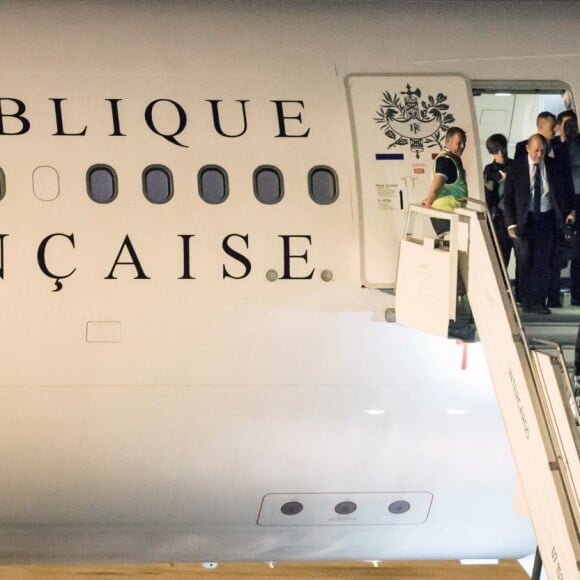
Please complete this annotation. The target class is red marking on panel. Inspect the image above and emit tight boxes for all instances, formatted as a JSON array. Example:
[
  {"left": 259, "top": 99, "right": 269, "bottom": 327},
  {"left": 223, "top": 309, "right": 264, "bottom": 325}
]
[{"left": 456, "top": 340, "right": 468, "bottom": 370}]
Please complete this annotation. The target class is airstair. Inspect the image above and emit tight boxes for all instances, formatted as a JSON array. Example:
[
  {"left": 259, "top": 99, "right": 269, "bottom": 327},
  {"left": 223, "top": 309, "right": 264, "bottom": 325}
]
[{"left": 395, "top": 201, "right": 580, "bottom": 580}]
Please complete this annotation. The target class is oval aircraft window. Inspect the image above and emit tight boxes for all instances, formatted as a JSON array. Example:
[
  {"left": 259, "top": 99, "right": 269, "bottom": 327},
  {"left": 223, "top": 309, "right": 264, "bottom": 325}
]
[
  {"left": 33, "top": 166, "right": 60, "bottom": 201},
  {"left": 253, "top": 165, "right": 284, "bottom": 204},
  {"left": 198, "top": 165, "right": 229, "bottom": 204},
  {"left": 143, "top": 165, "right": 173, "bottom": 204},
  {"left": 0, "top": 168, "right": 5, "bottom": 200},
  {"left": 308, "top": 166, "right": 338, "bottom": 205},
  {"left": 87, "top": 165, "right": 117, "bottom": 204}
]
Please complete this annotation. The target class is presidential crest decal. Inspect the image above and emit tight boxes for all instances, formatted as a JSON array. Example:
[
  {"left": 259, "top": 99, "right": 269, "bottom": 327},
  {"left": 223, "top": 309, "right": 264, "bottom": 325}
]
[{"left": 374, "top": 84, "right": 455, "bottom": 158}]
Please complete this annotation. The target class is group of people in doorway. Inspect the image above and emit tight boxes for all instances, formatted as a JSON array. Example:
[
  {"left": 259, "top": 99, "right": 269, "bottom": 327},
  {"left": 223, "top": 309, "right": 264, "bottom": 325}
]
[{"left": 422, "top": 110, "right": 580, "bottom": 316}]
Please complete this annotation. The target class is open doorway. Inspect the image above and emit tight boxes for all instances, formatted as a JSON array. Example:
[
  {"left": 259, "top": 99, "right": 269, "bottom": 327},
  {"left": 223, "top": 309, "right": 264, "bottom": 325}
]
[
  {"left": 472, "top": 81, "right": 573, "bottom": 159},
  {"left": 472, "top": 82, "right": 574, "bottom": 285}
]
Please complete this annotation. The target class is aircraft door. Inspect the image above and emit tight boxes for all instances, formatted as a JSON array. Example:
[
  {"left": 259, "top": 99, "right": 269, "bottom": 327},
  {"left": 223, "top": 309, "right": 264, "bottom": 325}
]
[
  {"left": 345, "top": 74, "right": 481, "bottom": 288},
  {"left": 473, "top": 92, "right": 516, "bottom": 159}
]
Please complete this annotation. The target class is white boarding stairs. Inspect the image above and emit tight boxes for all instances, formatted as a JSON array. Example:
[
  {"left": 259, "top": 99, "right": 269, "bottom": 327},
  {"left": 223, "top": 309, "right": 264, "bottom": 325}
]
[{"left": 395, "top": 201, "right": 580, "bottom": 580}]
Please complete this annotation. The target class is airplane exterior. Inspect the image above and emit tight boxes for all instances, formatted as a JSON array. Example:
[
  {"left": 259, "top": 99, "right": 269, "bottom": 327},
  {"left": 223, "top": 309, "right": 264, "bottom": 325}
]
[{"left": 0, "top": 0, "right": 577, "bottom": 566}]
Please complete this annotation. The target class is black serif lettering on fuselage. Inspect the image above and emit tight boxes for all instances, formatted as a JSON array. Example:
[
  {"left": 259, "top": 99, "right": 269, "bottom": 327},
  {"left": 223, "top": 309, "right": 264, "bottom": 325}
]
[{"left": 0, "top": 98, "right": 311, "bottom": 145}]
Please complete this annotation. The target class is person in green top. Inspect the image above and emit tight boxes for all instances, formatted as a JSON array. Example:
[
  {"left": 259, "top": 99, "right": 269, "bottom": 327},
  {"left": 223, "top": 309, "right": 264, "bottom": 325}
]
[{"left": 422, "top": 126, "right": 468, "bottom": 211}]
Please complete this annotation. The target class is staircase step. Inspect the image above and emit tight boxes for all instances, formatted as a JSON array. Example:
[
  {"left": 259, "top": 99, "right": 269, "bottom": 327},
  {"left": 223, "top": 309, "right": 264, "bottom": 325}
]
[
  {"left": 523, "top": 322, "right": 579, "bottom": 345},
  {"left": 520, "top": 304, "right": 579, "bottom": 373}
]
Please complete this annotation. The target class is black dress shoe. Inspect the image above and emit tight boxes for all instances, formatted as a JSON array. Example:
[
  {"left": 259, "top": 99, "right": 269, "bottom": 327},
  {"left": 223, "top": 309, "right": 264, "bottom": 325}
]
[{"left": 531, "top": 304, "right": 551, "bottom": 315}]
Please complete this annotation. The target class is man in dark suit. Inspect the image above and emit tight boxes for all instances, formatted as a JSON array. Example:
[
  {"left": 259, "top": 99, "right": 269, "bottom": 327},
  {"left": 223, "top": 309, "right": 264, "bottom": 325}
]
[
  {"left": 504, "top": 134, "right": 575, "bottom": 314},
  {"left": 552, "top": 109, "right": 578, "bottom": 154},
  {"left": 515, "top": 114, "right": 575, "bottom": 306},
  {"left": 562, "top": 116, "right": 580, "bottom": 305},
  {"left": 546, "top": 110, "right": 579, "bottom": 306},
  {"left": 513, "top": 112, "right": 569, "bottom": 305},
  {"left": 514, "top": 112, "right": 557, "bottom": 160}
]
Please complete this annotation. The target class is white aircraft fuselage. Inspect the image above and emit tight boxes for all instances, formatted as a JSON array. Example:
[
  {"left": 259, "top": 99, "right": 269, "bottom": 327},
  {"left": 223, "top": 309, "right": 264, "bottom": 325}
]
[{"left": 0, "top": 0, "right": 577, "bottom": 565}]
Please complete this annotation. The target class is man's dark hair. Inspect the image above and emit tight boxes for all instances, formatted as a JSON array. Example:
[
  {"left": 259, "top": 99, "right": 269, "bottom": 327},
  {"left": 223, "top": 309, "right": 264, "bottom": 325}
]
[
  {"left": 537, "top": 110, "right": 556, "bottom": 123},
  {"left": 485, "top": 133, "right": 508, "bottom": 155},
  {"left": 564, "top": 117, "right": 579, "bottom": 141},
  {"left": 446, "top": 127, "right": 466, "bottom": 141},
  {"left": 557, "top": 109, "right": 577, "bottom": 124}
]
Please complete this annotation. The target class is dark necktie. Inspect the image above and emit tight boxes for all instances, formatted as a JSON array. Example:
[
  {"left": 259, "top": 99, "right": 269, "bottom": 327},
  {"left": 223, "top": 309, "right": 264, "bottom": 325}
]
[{"left": 533, "top": 163, "right": 542, "bottom": 214}]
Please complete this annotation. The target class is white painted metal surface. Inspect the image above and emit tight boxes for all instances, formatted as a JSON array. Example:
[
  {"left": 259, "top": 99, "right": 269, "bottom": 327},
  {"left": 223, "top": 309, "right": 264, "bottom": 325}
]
[
  {"left": 396, "top": 202, "right": 580, "bottom": 578},
  {"left": 347, "top": 74, "right": 480, "bottom": 288},
  {"left": 2, "top": 0, "right": 580, "bottom": 568},
  {"left": 395, "top": 207, "right": 459, "bottom": 337},
  {"left": 461, "top": 204, "right": 580, "bottom": 579}
]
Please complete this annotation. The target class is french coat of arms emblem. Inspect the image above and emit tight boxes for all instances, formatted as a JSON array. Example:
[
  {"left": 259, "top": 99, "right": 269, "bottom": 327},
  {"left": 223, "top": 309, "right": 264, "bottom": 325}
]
[{"left": 374, "top": 84, "right": 455, "bottom": 158}]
